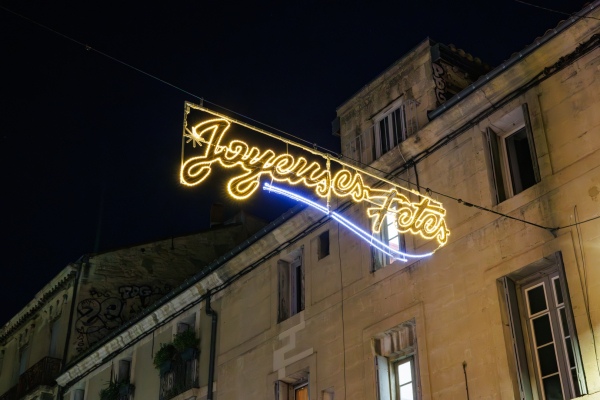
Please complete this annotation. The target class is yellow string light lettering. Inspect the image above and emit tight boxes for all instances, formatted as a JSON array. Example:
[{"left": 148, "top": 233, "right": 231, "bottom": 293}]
[{"left": 181, "top": 119, "right": 450, "bottom": 247}]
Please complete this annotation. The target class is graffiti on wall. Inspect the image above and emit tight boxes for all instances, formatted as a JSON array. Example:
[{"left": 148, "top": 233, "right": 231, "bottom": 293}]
[
  {"left": 432, "top": 61, "right": 447, "bottom": 106},
  {"left": 75, "top": 284, "right": 171, "bottom": 354}
]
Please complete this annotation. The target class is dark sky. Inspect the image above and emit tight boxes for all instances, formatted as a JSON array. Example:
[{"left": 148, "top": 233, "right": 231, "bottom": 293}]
[{"left": 0, "top": 0, "right": 576, "bottom": 325}]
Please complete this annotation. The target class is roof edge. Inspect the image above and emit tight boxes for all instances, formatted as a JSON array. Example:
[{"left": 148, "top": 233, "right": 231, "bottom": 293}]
[{"left": 428, "top": 0, "right": 600, "bottom": 120}]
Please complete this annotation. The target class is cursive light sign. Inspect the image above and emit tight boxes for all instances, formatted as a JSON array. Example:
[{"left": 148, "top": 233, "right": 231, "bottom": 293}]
[{"left": 180, "top": 109, "right": 450, "bottom": 254}]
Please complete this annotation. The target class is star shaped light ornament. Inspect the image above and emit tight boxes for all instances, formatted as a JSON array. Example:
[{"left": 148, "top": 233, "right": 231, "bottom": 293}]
[{"left": 184, "top": 127, "right": 203, "bottom": 148}]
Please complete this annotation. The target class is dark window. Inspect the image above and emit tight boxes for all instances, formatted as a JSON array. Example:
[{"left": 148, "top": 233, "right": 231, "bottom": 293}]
[
  {"left": 506, "top": 128, "right": 537, "bottom": 195},
  {"left": 318, "top": 231, "right": 330, "bottom": 260},
  {"left": 278, "top": 254, "right": 305, "bottom": 323},
  {"left": 485, "top": 104, "right": 540, "bottom": 204}
]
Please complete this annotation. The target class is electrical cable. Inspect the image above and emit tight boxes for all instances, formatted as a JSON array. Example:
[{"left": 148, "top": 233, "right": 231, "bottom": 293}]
[
  {"left": 2, "top": 4, "right": 599, "bottom": 236},
  {"left": 336, "top": 217, "right": 348, "bottom": 400},
  {"left": 514, "top": 0, "right": 600, "bottom": 21}
]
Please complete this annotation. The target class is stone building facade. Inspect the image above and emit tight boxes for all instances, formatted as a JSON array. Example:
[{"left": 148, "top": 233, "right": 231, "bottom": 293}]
[
  {"left": 3, "top": 3, "right": 600, "bottom": 400},
  {"left": 0, "top": 211, "right": 267, "bottom": 400}
]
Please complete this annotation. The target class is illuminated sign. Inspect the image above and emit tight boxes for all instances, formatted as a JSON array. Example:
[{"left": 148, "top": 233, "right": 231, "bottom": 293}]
[{"left": 181, "top": 103, "right": 450, "bottom": 258}]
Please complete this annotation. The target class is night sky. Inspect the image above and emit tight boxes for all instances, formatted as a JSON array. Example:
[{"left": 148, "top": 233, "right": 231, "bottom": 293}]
[{"left": 0, "top": 0, "right": 576, "bottom": 325}]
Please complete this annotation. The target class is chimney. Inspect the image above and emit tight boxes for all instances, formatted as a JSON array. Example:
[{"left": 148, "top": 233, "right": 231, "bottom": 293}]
[{"left": 210, "top": 202, "right": 225, "bottom": 227}]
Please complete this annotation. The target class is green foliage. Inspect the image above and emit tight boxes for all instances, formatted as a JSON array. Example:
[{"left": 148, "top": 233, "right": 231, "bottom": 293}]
[
  {"left": 173, "top": 329, "right": 199, "bottom": 352},
  {"left": 153, "top": 343, "right": 177, "bottom": 369},
  {"left": 99, "top": 376, "right": 129, "bottom": 400}
]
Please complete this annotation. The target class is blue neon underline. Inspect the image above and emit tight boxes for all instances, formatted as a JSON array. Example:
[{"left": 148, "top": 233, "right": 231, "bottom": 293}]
[{"left": 263, "top": 183, "right": 433, "bottom": 261}]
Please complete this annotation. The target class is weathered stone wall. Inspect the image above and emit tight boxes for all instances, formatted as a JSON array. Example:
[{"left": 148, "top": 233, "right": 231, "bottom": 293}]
[
  {"left": 0, "top": 266, "right": 76, "bottom": 396},
  {"left": 68, "top": 213, "right": 267, "bottom": 362}
]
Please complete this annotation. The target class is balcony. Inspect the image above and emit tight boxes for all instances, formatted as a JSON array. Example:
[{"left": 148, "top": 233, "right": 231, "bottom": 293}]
[
  {"left": 0, "top": 357, "right": 62, "bottom": 400},
  {"left": 159, "top": 350, "right": 198, "bottom": 400}
]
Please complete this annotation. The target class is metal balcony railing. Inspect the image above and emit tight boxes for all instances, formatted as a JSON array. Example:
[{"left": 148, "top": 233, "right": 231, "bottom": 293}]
[
  {"left": 159, "top": 351, "right": 198, "bottom": 400},
  {"left": 344, "top": 99, "right": 419, "bottom": 167},
  {"left": 19, "top": 356, "right": 62, "bottom": 399}
]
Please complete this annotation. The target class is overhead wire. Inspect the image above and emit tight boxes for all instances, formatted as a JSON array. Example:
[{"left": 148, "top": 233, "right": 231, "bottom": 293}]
[
  {"left": 2, "top": 4, "right": 599, "bottom": 236},
  {"left": 514, "top": 0, "right": 600, "bottom": 21}
]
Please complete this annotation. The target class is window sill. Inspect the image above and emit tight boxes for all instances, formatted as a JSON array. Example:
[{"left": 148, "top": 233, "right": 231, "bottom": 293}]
[{"left": 167, "top": 382, "right": 216, "bottom": 400}]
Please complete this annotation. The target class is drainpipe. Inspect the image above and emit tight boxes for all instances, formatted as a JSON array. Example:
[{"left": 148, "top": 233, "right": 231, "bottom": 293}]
[{"left": 205, "top": 290, "right": 218, "bottom": 400}]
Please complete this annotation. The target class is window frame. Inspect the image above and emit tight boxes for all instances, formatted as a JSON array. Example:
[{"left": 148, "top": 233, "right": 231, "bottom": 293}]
[
  {"left": 277, "top": 250, "right": 305, "bottom": 323},
  {"left": 371, "top": 211, "right": 406, "bottom": 272},
  {"left": 393, "top": 356, "right": 417, "bottom": 400},
  {"left": 501, "top": 253, "right": 586, "bottom": 400},
  {"left": 372, "top": 98, "right": 407, "bottom": 160},
  {"left": 485, "top": 103, "right": 540, "bottom": 204},
  {"left": 317, "top": 231, "right": 330, "bottom": 260}
]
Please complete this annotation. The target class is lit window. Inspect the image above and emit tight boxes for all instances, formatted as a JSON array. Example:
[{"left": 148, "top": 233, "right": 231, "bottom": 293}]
[
  {"left": 372, "top": 210, "right": 405, "bottom": 271},
  {"left": 294, "top": 382, "right": 309, "bottom": 400},
  {"left": 395, "top": 358, "right": 416, "bottom": 400}
]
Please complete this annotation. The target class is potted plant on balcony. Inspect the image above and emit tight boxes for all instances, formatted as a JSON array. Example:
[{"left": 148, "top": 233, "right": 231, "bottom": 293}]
[
  {"left": 173, "top": 329, "right": 200, "bottom": 361},
  {"left": 153, "top": 343, "right": 177, "bottom": 375},
  {"left": 99, "top": 376, "right": 134, "bottom": 400}
]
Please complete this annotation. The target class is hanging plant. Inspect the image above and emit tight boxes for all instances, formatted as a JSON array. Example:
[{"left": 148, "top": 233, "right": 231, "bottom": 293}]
[
  {"left": 153, "top": 343, "right": 177, "bottom": 370},
  {"left": 173, "top": 329, "right": 199, "bottom": 352},
  {"left": 99, "top": 377, "right": 131, "bottom": 400}
]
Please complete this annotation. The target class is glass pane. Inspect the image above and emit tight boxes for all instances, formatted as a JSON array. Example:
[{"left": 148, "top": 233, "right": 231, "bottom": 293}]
[
  {"left": 565, "top": 338, "right": 575, "bottom": 368},
  {"left": 400, "top": 383, "right": 414, "bottom": 400},
  {"left": 538, "top": 344, "right": 559, "bottom": 377},
  {"left": 532, "top": 314, "right": 553, "bottom": 346},
  {"left": 553, "top": 278, "right": 564, "bottom": 305},
  {"left": 392, "top": 109, "right": 401, "bottom": 145},
  {"left": 542, "top": 374, "right": 564, "bottom": 400},
  {"left": 397, "top": 361, "right": 412, "bottom": 385},
  {"left": 559, "top": 308, "right": 569, "bottom": 338},
  {"left": 527, "top": 285, "right": 547, "bottom": 315},
  {"left": 295, "top": 386, "right": 309, "bottom": 400},
  {"left": 505, "top": 127, "right": 536, "bottom": 195},
  {"left": 571, "top": 368, "right": 581, "bottom": 397}
]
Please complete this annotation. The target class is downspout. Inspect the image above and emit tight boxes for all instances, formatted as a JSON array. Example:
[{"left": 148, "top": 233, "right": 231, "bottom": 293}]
[{"left": 205, "top": 290, "right": 218, "bottom": 400}]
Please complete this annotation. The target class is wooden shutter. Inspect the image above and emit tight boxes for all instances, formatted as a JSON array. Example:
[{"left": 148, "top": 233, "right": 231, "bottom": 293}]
[
  {"left": 278, "top": 260, "right": 290, "bottom": 323},
  {"left": 555, "top": 252, "right": 588, "bottom": 395},
  {"left": 275, "top": 380, "right": 289, "bottom": 400},
  {"left": 501, "top": 277, "right": 532, "bottom": 400},
  {"left": 486, "top": 127, "right": 506, "bottom": 204},
  {"left": 521, "top": 104, "right": 541, "bottom": 183}
]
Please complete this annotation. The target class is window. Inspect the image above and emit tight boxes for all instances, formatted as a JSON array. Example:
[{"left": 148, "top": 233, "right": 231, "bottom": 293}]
[
  {"left": 294, "top": 382, "right": 309, "bottom": 400},
  {"left": 49, "top": 318, "right": 61, "bottom": 358},
  {"left": 372, "top": 210, "right": 405, "bottom": 271},
  {"left": 374, "top": 321, "right": 419, "bottom": 400},
  {"left": 501, "top": 254, "right": 585, "bottom": 400},
  {"left": 278, "top": 253, "right": 305, "bottom": 323},
  {"left": 73, "top": 389, "right": 85, "bottom": 400},
  {"left": 344, "top": 99, "right": 419, "bottom": 166},
  {"left": 275, "top": 378, "right": 310, "bottom": 400},
  {"left": 118, "top": 359, "right": 131, "bottom": 382},
  {"left": 486, "top": 104, "right": 540, "bottom": 204},
  {"left": 19, "top": 346, "right": 30, "bottom": 375},
  {"left": 395, "top": 357, "right": 416, "bottom": 400},
  {"left": 317, "top": 231, "right": 330, "bottom": 260}
]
